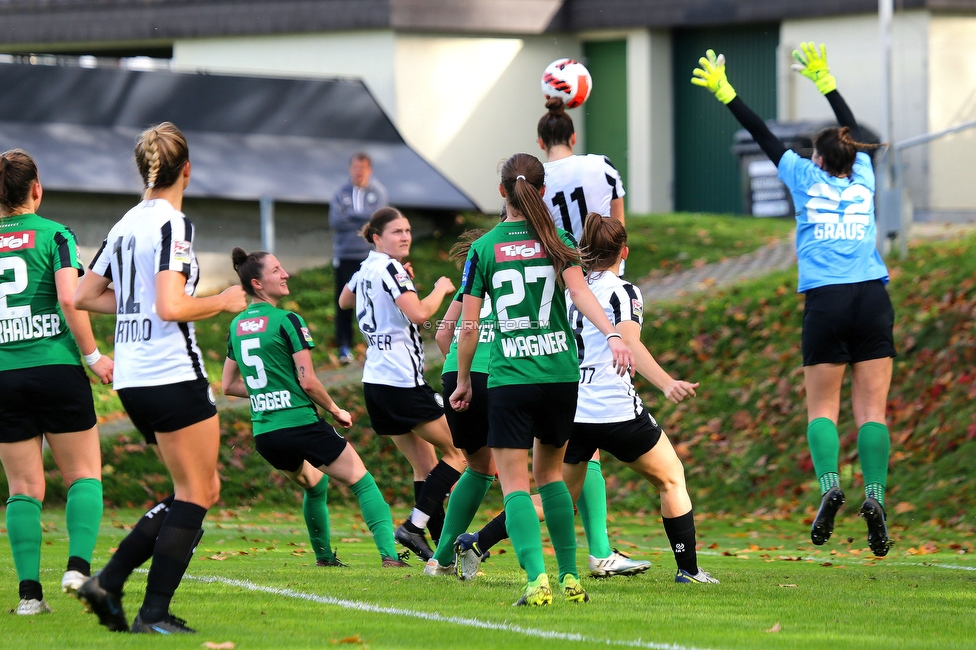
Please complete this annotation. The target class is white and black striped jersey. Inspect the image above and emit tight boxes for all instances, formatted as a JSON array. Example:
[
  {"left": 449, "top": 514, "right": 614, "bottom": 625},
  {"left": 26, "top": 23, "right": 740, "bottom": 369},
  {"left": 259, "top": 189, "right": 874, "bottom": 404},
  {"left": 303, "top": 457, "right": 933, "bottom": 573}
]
[
  {"left": 347, "top": 250, "right": 426, "bottom": 388},
  {"left": 543, "top": 154, "right": 626, "bottom": 240},
  {"left": 568, "top": 271, "right": 644, "bottom": 423},
  {"left": 89, "top": 199, "right": 205, "bottom": 390}
]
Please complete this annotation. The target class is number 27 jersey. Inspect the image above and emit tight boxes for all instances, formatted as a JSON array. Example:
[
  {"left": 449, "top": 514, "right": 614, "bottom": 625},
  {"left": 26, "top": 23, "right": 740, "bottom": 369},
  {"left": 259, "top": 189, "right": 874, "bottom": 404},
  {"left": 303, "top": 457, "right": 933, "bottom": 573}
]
[
  {"left": 89, "top": 199, "right": 205, "bottom": 389},
  {"left": 461, "top": 221, "right": 580, "bottom": 388}
]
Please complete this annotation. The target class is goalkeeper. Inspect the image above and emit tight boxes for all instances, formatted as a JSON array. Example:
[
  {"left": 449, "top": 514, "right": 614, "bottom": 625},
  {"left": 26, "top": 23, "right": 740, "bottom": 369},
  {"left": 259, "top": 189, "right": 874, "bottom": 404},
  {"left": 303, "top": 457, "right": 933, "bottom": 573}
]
[{"left": 692, "top": 43, "right": 895, "bottom": 557}]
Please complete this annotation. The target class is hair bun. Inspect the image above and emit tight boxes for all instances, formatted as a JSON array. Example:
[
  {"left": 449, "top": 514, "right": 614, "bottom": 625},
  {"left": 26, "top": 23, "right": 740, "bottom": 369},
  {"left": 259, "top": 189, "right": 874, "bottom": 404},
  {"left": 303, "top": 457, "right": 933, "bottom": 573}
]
[
  {"left": 231, "top": 247, "right": 248, "bottom": 270},
  {"left": 545, "top": 97, "right": 566, "bottom": 114}
]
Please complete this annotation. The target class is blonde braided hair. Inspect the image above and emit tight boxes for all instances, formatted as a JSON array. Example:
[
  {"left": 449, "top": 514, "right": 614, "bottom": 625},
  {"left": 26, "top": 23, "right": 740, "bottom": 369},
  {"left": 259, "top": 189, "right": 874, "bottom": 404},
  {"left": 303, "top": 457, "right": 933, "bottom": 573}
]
[{"left": 134, "top": 122, "right": 189, "bottom": 196}]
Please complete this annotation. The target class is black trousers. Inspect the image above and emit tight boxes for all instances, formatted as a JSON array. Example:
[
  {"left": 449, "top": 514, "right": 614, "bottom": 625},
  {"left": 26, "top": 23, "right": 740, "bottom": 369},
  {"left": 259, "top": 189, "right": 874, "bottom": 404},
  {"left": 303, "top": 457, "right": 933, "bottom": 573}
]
[{"left": 334, "top": 258, "right": 363, "bottom": 348}]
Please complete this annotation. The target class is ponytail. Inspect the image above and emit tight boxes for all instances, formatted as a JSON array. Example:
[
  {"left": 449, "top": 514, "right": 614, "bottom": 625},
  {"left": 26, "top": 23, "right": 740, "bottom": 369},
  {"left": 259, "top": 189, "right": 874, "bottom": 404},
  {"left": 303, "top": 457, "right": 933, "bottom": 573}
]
[
  {"left": 500, "top": 153, "right": 579, "bottom": 285},
  {"left": 579, "top": 212, "right": 627, "bottom": 273},
  {"left": 814, "top": 126, "right": 884, "bottom": 178},
  {"left": 0, "top": 149, "right": 39, "bottom": 216},
  {"left": 536, "top": 97, "right": 575, "bottom": 150},
  {"left": 232, "top": 247, "right": 269, "bottom": 297}
]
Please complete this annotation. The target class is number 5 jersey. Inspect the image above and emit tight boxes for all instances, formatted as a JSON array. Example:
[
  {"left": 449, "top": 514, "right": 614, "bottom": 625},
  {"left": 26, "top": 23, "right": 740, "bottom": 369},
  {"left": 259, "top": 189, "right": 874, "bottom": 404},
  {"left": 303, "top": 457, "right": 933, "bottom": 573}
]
[
  {"left": 89, "top": 199, "right": 205, "bottom": 388},
  {"left": 778, "top": 150, "right": 888, "bottom": 292},
  {"left": 227, "top": 301, "right": 318, "bottom": 434}
]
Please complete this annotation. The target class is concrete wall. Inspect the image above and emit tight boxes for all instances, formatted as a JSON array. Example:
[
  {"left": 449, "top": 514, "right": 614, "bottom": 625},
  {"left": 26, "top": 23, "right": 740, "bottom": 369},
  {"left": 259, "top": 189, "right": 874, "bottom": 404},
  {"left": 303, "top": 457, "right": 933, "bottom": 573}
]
[
  {"left": 779, "top": 11, "right": 931, "bottom": 211},
  {"left": 625, "top": 28, "right": 673, "bottom": 214},
  {"left": 173, "top": 30, "right": 583, "bottom": 212},
  {"left": 927, "top": 16, "right": 976, "bottom": 215}
]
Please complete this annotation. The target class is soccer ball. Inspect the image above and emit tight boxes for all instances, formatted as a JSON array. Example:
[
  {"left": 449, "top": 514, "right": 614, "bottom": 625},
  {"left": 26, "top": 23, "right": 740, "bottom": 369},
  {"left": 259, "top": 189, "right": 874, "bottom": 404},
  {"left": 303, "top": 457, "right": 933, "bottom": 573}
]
[{"left": 541, "top": 58, "right": 592, "bottom": 109}]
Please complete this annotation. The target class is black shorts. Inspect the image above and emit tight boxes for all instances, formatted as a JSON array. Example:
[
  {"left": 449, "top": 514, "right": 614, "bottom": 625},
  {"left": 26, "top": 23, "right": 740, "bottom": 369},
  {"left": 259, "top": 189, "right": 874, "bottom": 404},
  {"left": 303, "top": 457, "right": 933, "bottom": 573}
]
[
  {"left": 487, "top": 382, "right": 577, "bottom": 450},
  {"left": 441, "top": 371, "right": 490, "bottom": 455},
  {"left": 565, "top": 410, "right": 663, "bottom": 464},
  {"left": 117, "top": 378, "right": 217, "bottom": 445},
  {"left": 802, "top": 279, "right": 897, "bottom": 366},
  {"left": 363, "top": 382, "right": 444, "bottom": 436},
  {"left": 254, "top": 418, "right": 349, "bottom": 473},
  {"left": 0, "top": 365, "right": 97, "bottom": 443}
]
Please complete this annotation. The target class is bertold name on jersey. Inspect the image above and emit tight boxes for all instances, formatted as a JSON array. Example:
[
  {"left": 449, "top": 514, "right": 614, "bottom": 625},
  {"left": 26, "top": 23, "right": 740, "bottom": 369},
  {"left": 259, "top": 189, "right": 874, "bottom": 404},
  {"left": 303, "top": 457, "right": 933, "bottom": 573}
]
[
  {"left": 0, "top": 313, "right": 61, "bottom": 343},
  {"left": 115, "top": 317, "right": 153, "bottom": 343},
  {"left": 251, "top": 389, "right": 293, "bottom": 413},
  {"left": 501, "top": 331, "right": 568, "bottom": 358}
]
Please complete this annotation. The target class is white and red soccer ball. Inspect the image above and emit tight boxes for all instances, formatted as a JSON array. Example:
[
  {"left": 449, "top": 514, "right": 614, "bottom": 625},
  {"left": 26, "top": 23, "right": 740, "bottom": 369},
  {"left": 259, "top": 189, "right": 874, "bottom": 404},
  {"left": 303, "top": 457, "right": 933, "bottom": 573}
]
[{"left": 541, "top": 58, "right": 592, "bottom": 109}]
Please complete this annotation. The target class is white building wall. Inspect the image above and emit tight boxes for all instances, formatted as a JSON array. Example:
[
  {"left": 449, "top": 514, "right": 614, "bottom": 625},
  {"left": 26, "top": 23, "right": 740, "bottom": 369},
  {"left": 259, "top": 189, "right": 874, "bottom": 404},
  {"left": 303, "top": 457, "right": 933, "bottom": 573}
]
[
  {"left": 173, "top": 31, "right": 582, "bottom": 212},
  {"left": 779, "top": 12, "right": 931, "bottom": 211},
  {"left": 393, "top": 34, "right": 583, "bottom": 211},
  {"left": 173, "top": 31, "right": 399, "bottom": 118},
  {"left": 927, "top": 16, "right": 976, "bottom": 214}
]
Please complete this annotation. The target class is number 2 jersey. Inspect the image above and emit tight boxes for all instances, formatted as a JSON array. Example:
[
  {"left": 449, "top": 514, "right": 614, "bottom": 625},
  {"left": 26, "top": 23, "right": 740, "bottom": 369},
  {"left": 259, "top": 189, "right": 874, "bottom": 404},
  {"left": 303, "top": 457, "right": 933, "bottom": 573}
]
[
  {"left": 347, "top": 250, "right": 426, "bottom": 388},
  {"left": 778, "top": 150, "right": 888, "bottom": 292},
  {"left": 461, "top": 221, "right": 580, "bottom": 388},
  {"left": 227, "top": 301, "right": 318, "bottom": 435},
  {"left": 0, "top": 213, "right": 83, "bottom": 371},
  {"left": 569, "top": 271, "right": 645, "bottom": 423},
  {"left": 89, "top": 199, "right": 205, "bottom": 389},
  {"left": 543, "top": 154, "right": 625, "bottom": 239}
]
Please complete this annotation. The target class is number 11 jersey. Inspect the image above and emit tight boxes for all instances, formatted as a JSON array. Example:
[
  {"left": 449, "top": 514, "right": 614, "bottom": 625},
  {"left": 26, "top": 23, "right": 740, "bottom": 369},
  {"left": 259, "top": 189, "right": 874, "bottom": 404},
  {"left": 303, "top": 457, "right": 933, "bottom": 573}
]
[
  {"left": 543, "top": 154, "right": 625, "bottom": 240},
  {"left": 89, "top": 199, "right": 205, "bottom": 389}
]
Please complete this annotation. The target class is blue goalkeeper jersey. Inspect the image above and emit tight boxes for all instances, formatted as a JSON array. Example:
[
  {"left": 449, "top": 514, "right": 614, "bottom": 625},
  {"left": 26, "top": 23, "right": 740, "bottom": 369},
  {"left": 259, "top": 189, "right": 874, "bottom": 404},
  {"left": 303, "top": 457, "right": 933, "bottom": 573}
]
[{"left": 778, "top": 150, "right": 889, "bottom": 292}]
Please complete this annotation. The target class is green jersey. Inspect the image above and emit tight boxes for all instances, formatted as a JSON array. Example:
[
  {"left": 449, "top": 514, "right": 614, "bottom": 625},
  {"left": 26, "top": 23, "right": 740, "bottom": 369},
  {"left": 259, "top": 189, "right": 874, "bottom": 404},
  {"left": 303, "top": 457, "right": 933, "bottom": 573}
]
[
  {"left": 0, "top": 213, "right": 83, "bottom": 371},
  {"left": 441, "top": 290, "right": 494, "bottom": 375},
  {"left": 461, "top": 221, "right": 579, "bottom": 388},
  {"left": 227, "top": 301, "right": 319, "bottom": 435}
]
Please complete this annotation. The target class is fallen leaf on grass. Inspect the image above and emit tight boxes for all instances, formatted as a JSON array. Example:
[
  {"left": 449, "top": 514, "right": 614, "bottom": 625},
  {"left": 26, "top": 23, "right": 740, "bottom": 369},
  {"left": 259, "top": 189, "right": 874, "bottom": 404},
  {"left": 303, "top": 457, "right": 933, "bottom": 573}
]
[
  {"left": 330, "top": 634, "right": 366, "bottom": 645},
  {"left": 766, "top": 622, "right": 781, "bottom": 633},
  {"left": 340, "top": 538, "right": 362, "bottom": 543},
  {"left": 778, "top": 584, "right": 798, "bottom": 588},
  {"left": 777, "top": 556, "right": 802, "bottom": 562},
  {"left": 894, "top": 502, "right": 915, "bottom": 514},
  {"left": 202, "top": 642, "right": 235, "bottom": 649},
  {"left": 906, "top": 542, "right": 939, "bottom": 555}
]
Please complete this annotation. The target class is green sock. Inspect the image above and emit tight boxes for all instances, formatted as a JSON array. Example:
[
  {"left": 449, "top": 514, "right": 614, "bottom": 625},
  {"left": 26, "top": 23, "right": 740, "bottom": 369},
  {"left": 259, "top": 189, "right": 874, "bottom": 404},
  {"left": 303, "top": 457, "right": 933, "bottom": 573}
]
[
  {"left": 432, "top": 468, "right": 494, "bottom": 566},
  {"left": 503, "top": 490, "right": 546, "bottom": 580},
  {"left": 303, "top": 477, "right": 334, "bottom": 562},
  {"left": 577, "top": 460, "right": 612, "bottom": 558},
  {"left": 66, "top": 478, "right": 103, "bottom": 565},
  {"left": 6, "top": 494, "right": 43, "bottom": 583},
  {"left": 350, "top": 473, "right": 398, "bottom": 559},
  {"left": 539, "top": 481, "right": 578, "bottom": 581},
  {"left": 858, "top": 422, "right": 890, "bottom": 507},
  {"left": 807, "top": 418, "right": 840, "bottom": 494}
]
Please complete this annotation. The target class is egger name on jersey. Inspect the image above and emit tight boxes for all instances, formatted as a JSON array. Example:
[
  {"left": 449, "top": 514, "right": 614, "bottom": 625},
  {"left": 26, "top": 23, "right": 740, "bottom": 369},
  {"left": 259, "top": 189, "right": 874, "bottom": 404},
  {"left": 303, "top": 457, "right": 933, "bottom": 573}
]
[
  {"left": 0, "top": 215, "right": 84, "bottom": 371},
  {"left": 227, "top": 302, "right": 319, "bottom": 435}
]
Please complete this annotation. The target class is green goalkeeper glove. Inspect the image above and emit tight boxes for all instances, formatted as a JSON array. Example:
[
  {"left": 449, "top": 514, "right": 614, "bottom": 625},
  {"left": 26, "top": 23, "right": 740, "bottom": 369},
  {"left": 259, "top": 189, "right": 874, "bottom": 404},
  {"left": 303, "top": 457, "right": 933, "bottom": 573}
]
[
  {"left": 691, "top": 49, "right": 737, "bottom": 104},
  {"left": 791, "top": 41, "right": 837, "bottom": 94}
]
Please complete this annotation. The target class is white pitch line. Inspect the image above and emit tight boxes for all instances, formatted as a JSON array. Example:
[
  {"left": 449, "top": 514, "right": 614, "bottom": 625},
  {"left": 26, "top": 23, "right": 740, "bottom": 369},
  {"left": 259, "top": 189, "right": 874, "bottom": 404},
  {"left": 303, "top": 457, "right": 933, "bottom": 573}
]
[{"left": 182, "top": 572, "right": 709, "bottom": 650}]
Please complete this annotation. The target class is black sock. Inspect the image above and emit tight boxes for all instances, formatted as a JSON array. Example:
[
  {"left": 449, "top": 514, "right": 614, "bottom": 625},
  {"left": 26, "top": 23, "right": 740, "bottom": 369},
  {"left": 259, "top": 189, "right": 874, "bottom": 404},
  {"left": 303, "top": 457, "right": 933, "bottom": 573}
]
[
  {"left": 139, "top": 500, "right": 207, "bottom": 622},
  {"left": 66, "top": 556, "right": 91, "bottom": 576},
  {"left": 19, "top": 579, "right": 43, "bottom": 601},
  {"left": 416, "top": 462, "right": 460, "bottom": 517},
  {"left": 662, "top": 510, "right": 699, "bottom": 575},
  {"left": 100, "top": 495, "right": 175, "bottom": 594},
  {"left": 478, "top": 511, "right": 508, "bottom": 552},
  {"left": 413, "top": 480, "right": 424, "bottom": 509}
]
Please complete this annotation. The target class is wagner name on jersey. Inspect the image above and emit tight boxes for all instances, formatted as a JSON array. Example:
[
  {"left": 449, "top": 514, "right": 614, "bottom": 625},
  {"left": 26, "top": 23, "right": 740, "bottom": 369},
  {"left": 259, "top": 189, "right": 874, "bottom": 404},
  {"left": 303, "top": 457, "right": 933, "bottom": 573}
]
[
  {"left": 347, "top": 250, "right": 426, "bottom": 387},
  {"left": 543, "top": 154, "right": 625, "bottom": 239},
  {"left": 227, "top": 301, "right": 319, "bottom": 435},
  {"left": 569, "top": 271, "right": 645, "bottom": 423},
  {"left": 89, "top": 199, "right": 205, "bottom": 389},
  {"left": 0, "top": 213, "right": 83, "bottom": 370}
]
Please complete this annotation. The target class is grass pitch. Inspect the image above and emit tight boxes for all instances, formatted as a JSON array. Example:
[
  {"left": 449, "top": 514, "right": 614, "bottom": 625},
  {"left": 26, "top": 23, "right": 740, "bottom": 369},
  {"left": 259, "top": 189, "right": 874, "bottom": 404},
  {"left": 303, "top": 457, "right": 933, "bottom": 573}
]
[{"left": 3, "top": 506, "right": 974, "bottom": 649}]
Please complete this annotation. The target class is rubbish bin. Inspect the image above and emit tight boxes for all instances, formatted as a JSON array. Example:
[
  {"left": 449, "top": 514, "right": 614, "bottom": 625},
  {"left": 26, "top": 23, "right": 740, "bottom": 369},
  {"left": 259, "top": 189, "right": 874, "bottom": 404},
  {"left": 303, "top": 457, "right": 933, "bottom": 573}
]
[{"left": 732, "top": 121, "right": 881, "bottom": 218}]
